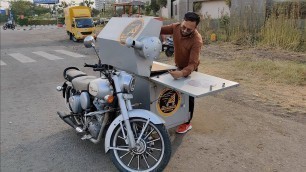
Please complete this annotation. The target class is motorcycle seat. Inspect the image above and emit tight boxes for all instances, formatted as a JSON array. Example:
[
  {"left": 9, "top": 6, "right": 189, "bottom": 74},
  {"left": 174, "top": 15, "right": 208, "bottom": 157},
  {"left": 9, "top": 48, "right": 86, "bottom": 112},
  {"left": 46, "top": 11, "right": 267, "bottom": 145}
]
[
  {"left": 66, "top": 70, "right": 87, "bottom": 82},
  {"left": 72, "top": 76, "right": 97, "bottom": 91}
]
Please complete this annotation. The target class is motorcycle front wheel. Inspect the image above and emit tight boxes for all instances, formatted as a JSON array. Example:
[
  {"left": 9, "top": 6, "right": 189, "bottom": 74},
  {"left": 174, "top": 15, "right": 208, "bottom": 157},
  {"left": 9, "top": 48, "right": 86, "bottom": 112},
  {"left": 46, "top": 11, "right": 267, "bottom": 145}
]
[{"left": 110, "top": 118, "right": 171, "bottom": 172}]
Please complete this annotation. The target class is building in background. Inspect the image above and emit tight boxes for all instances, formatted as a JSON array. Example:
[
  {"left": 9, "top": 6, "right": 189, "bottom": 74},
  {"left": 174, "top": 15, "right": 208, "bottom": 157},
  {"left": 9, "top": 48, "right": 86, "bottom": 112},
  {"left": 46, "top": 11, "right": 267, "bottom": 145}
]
[
  {"left": 95, "top": 0, "right": 115, "bottom": 10},
  {"left": 163, "top": 0, "right": 230, "bottom": 21}
]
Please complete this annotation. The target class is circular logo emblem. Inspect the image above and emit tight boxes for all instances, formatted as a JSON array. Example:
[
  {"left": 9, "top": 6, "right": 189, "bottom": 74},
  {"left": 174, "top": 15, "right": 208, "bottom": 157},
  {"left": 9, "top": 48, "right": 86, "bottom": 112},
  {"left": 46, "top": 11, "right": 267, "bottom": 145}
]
[
  {"left": 119, "top": 19, "right": 144, "bottom": 45},
  {"left": 156, "top": 88, "right": 181, "bottom": 117}
]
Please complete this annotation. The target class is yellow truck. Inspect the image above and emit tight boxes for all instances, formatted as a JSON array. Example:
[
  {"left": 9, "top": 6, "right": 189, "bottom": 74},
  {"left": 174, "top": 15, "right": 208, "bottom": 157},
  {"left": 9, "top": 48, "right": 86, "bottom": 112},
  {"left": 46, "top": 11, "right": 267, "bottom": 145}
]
[{"left": 64, "top": 6, "right": 96, "bottom": 42}]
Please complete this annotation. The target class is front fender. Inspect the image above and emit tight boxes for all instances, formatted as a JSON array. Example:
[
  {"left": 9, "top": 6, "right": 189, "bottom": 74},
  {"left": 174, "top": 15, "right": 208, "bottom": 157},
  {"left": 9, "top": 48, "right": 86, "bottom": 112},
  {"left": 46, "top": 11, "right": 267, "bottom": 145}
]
[{"left": 104, "top": 109, "right": 165, "bottom": 153}]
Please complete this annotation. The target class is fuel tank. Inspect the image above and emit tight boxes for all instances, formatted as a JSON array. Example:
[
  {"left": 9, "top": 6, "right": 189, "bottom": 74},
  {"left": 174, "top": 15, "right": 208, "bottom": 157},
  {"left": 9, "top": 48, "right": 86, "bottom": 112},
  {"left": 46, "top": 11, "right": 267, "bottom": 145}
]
[{"left": 89, "top": 78, "right": 113, "bottom": 99}]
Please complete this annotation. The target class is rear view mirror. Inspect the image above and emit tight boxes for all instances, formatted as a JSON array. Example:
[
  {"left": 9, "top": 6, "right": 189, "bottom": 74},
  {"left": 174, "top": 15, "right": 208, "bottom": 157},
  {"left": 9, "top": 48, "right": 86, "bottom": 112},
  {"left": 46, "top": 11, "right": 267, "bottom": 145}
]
[{"left": 84, "top": 36, "right": 95, "bottom": 48}]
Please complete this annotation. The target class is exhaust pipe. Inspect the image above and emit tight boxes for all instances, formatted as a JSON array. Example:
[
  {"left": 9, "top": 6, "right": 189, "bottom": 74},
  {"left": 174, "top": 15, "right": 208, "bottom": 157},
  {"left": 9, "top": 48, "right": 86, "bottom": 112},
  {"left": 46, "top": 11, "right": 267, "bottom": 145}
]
[{"left": 57, "top": 111, "right": 83, "bottom": 132}]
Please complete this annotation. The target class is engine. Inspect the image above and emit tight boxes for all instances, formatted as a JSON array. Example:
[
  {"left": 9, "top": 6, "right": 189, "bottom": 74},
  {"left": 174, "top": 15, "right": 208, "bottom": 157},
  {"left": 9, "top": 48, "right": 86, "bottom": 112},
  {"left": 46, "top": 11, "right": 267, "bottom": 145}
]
[{"left": 68, "top": 92, "right": 91, "bottom": 113}]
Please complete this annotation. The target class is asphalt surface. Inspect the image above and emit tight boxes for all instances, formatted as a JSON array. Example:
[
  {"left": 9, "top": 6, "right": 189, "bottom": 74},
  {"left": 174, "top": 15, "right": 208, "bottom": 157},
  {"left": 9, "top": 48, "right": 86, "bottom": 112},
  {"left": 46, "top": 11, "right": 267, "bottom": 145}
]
[{"left": 0, "top": 28, "right": 117, "bottom": 171}]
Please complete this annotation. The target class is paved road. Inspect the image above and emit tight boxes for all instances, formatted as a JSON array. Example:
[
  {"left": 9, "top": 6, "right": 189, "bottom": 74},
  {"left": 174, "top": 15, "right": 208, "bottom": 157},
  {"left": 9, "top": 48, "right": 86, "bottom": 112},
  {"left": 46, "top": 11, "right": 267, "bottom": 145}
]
[
  {"left": 1, "top": 28, "right": 117, "bottom": 171},
  {"left": 1, "top": 28, "right": 306, "bottom": 172}
]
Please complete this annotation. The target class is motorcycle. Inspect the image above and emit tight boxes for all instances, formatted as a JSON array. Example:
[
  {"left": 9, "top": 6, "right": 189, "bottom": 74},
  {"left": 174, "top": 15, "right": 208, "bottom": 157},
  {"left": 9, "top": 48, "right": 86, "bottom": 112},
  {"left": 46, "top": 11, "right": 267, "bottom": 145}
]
[
  {"left": 56, "top": 36, "right": 171, "bottom": 171},
  {"left": 162, "top": 37, "right": 174, "bottom": 57},
  {"left": 3, "top": 22, "right": 15, "bottom": 30}
]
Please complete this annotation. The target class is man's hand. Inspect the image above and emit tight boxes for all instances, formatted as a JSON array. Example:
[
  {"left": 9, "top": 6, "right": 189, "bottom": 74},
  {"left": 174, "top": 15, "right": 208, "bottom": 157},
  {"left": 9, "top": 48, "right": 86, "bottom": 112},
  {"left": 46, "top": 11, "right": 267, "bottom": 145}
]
[{"left": 169, "top": 70, "right": 184, "bottom": 79}]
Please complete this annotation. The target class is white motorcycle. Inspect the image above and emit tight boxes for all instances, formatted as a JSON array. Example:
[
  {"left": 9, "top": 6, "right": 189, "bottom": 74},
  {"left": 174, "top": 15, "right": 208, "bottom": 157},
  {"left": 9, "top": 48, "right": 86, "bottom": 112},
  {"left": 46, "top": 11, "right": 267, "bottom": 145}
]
[{"left": 57, "top": 36, "right": 171, "bottom": 171}]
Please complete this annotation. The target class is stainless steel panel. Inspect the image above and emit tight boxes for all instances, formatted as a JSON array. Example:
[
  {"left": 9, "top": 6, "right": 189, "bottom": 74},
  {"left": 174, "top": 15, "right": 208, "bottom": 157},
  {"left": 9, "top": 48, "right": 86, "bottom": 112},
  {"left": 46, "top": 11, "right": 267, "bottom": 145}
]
[
  {"left": 150, "top": 71, "right": 239, "bottom": 98},
  {"left": 97, "top": 17, "right": 163, "bottom": 77}
]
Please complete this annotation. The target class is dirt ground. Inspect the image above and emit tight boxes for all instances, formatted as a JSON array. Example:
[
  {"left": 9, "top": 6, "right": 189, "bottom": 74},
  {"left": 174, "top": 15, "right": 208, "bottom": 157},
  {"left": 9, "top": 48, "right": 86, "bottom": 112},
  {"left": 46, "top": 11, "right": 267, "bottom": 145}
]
[
  {"left": 158, "top": 43, "right": 306, "bottom": 172},
  {"left": 160, "top": 43, "right": 306, "bottom": 124}
]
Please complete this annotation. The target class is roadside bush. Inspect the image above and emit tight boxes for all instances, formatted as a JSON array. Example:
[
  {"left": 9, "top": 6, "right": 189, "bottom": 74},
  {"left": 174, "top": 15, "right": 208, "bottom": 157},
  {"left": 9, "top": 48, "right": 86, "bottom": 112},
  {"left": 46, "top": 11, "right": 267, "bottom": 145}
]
[
  {"left": 260, "top": 1, "right": 305, "bottom": 51},
  {"left": 57, "top": 17, "right": 65, "bottom": 24},
  {"left": 28, "top": 19, "right": 57, "bottom": 25},
  {"left": 17, "top": 17, "right": 57, "bottom": 26},
  {"left": 197, "top": 0, "right": 305, "bottom": 52},
  {"left": 0, "top": 14, "right": 8, "bottom": 23},
  {"left": 17, "top": 18, "right": 29, "bottom": 26}
]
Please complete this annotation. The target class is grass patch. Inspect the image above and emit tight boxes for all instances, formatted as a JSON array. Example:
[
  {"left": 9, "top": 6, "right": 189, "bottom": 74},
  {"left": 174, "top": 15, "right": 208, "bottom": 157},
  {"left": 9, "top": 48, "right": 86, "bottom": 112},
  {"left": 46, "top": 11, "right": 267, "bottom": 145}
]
[{"left": 234, "top": 59, "right": 306, "bottom": 85}]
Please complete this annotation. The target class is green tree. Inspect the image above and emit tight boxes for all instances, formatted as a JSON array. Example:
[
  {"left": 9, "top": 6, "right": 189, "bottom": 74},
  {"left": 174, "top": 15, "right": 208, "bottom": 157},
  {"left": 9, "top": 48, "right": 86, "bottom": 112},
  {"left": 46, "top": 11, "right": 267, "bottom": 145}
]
[
  {"left": 225, "top": 0, "right": 231, "bottom": 8},
  {"left": 84, "top": 0, "right": 94, "bottom": 8},
  {"left": 56, "top": 1, "right": 68, "bottom": 16},
  {"left": 151, "top": 0, "right": 160, "bottom": 16},
  {"left": 10, "top": 0, "right": 32, "bottom": 17},
  {"left": 34, "top": 5, "right": 50, "bottom": 16},
  {"left": 145, "top": 2, "right": 152, "bottom": 15},
  {"left": 158, "top": 0, "right": 167, "bottom": 8},
  {"left": 10, "top": 0, "right": 50, "bottom": 18},
  {"left": 91, "top": 8, "right": 100, "bottom": 17}
]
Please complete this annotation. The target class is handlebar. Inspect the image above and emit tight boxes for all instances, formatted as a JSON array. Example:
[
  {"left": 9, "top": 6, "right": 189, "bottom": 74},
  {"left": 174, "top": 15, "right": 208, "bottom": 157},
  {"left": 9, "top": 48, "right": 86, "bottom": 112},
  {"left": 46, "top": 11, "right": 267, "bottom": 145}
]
[
  {"left": 84, "top": 63, "right": 97, "bottom": 68},
  {"left": 84, "top": 63, "right": 114, "bottom": 72}
]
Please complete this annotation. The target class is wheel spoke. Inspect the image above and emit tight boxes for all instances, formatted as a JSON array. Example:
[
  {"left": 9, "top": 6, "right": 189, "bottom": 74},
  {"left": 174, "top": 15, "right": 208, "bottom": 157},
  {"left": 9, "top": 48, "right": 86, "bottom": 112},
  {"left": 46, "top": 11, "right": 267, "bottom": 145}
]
[
  {"left": 146, "top": 151, "right": 158, "bottom": 162},
  {"left": 120, "top": 122, "right": 128, "bottom": 144},
  {"left": 147, "top": 146, "right": 161, "bottom": 151},
  {"left": 142, "top": 154, "right": 150, "bottom": 168},
  {"left": 120, "top": 151, "right": 131, "bottom": 159},
  {"left": 137, "top": 119, "right": 150, "bottom": 144},
  {"left": 146, "top": 138, "right": 160, "bottom": 144},
  {"left": 137, "top": 155, "right": 140, "bottom": 170},
  {"left": 118, "top": 136, "right": 125, "bottom": 140},
  {"left": 109, "top": 147, "right": 130, "bottom": 151},
  {"left": 127, "top": 154, "right": 135, "bottom": 166},
  {"left": 132, "top": 122, "right": 138, "bottom": 138},
  {"left": 144, "top": 128, "right": 154, "bottom": 140}
]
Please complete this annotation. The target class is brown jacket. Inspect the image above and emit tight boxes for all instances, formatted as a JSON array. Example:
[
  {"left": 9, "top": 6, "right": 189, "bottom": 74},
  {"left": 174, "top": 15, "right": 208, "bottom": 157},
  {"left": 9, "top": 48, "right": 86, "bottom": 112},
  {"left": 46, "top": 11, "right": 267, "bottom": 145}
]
[{"left": 161, "top": 23, "right": 203, "bottom": 76}]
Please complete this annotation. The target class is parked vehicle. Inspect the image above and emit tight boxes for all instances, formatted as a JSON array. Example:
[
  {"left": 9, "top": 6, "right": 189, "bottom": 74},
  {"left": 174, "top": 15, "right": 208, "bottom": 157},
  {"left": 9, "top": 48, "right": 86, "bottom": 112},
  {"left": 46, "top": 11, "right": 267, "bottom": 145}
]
[
  {"left": 56, "top": 36, "right": 171, "bottom": 171},
  {"left": 94, "top": 18, "right": 109, "bottom": 26},
  {"left": 162, "top": 37, "right": 174, "bottom": 57},
  {"left": 64, "top": 6, "right": 96, "bottom": 42},
  {"left": 3, "top": 21, "right": 15, "bottom": 30}
]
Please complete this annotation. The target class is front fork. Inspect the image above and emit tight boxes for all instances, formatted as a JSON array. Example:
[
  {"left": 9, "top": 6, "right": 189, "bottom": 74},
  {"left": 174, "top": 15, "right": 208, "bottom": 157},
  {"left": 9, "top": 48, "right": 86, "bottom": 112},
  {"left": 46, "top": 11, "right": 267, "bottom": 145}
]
[{"left": 112, "top": 75, "right": 136, "bottom": 149}]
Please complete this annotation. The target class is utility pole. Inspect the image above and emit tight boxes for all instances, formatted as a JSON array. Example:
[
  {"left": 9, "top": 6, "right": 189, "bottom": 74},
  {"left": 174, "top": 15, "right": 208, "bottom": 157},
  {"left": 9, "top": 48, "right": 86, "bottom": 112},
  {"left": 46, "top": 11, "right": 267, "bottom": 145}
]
[
  {"left": 103, "top": 0, "right": 105, "bottom": 15},
  {"left": 187, "top": 0, "right": 189, "bottom": 12}
]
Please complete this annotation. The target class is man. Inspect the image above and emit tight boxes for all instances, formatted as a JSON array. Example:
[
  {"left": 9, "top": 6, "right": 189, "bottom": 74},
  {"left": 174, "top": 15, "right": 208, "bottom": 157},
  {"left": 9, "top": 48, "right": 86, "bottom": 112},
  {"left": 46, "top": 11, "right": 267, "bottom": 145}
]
[{"left": 160, "top": 12, "right": 203, "bottom": 134}]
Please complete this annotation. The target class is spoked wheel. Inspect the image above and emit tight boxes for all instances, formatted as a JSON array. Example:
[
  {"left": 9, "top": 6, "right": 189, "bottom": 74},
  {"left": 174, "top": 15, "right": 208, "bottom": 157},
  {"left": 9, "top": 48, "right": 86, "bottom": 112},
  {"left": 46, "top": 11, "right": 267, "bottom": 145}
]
[{"left": 110, "top": 118, "right": 171, "bottom": 172}]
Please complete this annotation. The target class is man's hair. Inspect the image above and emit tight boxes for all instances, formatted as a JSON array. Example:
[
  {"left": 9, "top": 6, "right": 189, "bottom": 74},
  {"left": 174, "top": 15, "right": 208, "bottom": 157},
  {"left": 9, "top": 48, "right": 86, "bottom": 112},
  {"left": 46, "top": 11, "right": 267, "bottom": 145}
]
[{"left": 184, "top": 12, "right": 200, "bottom": 25}]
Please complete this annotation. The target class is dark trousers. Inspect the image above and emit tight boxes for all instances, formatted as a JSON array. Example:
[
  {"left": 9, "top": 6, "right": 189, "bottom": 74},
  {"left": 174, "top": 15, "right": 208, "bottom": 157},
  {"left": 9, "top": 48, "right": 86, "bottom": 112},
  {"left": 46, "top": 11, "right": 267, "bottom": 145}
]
[
  {"left": 186, "top": 96, "right": 194, "bottom": 124},
  {"left": 186, "top": 68, "right": 197, "bottom": 124}
]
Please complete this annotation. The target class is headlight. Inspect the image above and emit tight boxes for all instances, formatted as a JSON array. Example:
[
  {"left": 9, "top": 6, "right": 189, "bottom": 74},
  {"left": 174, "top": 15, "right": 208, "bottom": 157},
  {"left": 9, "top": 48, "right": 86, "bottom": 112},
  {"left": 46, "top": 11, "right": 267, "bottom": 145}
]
[{"left": 119, "top": 71, "right": 136, "bottom": 93}]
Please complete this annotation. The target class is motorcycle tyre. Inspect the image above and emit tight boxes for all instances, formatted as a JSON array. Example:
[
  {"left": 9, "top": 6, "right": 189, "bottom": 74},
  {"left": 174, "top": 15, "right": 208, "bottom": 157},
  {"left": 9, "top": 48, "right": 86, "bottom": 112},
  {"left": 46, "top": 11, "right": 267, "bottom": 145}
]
[
  {"left": 11, "top": 25, "right": 15, "bottom": 30},
  {"left": 165, "top": 49, "right": 174, "bottom": 57},
  {"left": 3, "top": 25, "right": 7, "bottom": 30},
  {"left": 110, "top": 120, "right": 171, "bottom": 172}
]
